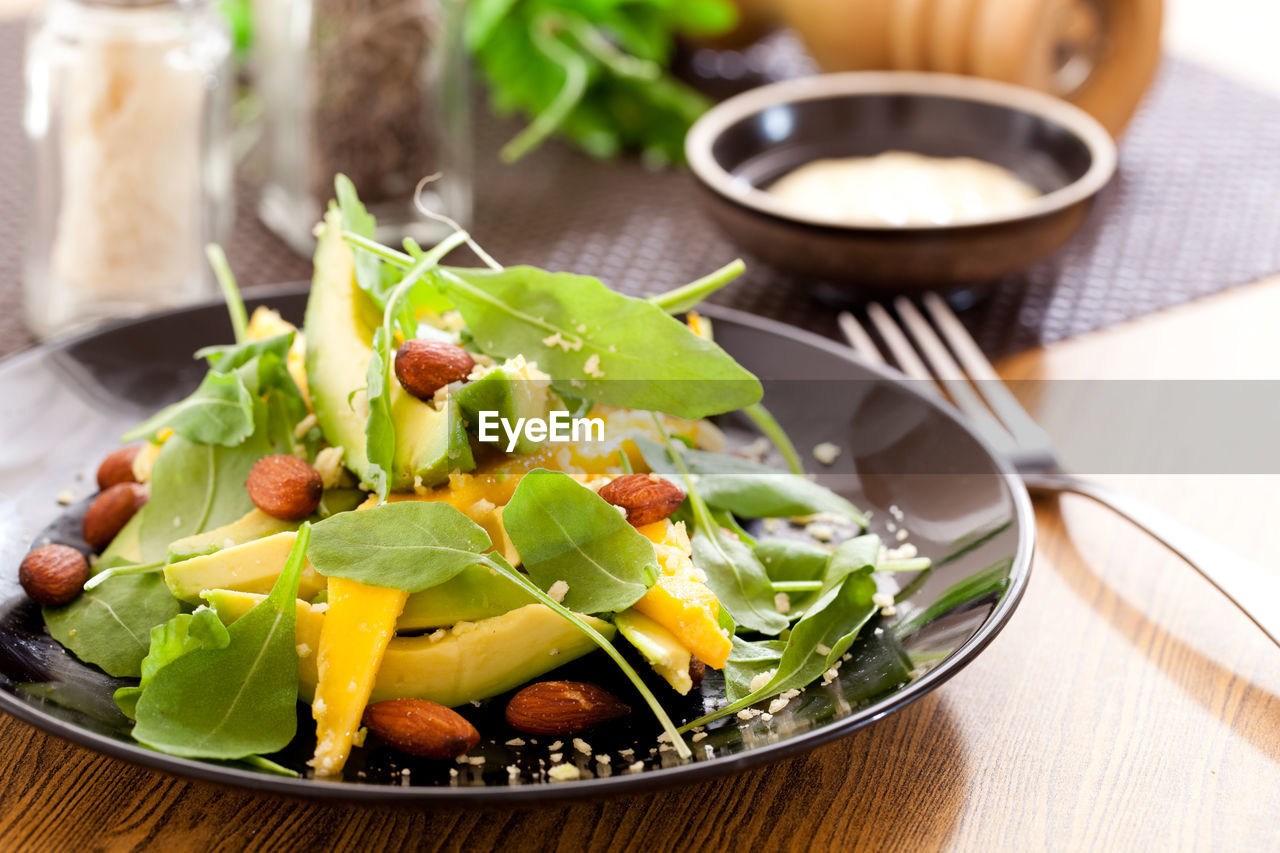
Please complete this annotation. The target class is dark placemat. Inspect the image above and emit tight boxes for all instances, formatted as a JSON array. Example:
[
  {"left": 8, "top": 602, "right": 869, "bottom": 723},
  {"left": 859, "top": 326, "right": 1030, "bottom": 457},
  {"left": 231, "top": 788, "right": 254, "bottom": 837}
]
[{"left": 2, "top": 19, "right": 1279, "bottom": 360}]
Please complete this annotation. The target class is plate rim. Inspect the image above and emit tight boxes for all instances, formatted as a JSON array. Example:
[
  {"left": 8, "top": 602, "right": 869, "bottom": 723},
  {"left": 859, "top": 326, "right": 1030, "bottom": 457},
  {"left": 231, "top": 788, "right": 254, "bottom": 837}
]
[{"left": 0, "top": 286, "right": 1035, "bottom": 804}]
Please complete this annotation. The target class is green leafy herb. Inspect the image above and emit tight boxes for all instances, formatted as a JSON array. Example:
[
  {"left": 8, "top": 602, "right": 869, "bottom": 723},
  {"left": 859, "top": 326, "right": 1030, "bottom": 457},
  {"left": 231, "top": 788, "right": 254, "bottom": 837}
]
[
  {"left": 467, "top": 0, "right": 736, "bottom": 163},
  {"left": 741, "top": 403, "right": 805, "bottom": 476},
  {"left": 502, "top": 469, "right": 656, "bottom": 614},
  {"left": 893, "top": 558, "right": 1011, "bottom": 639},
  {"left": 114, "top": 607, "right": 231, "bottom": 719},
  {"left": 43, "top": 574, "right": 182, "bottom": 679},
  {"left": 130, "top": 525, "right": 312, "bottom": 759},
  {"left": 648, "top": 418, "right": 786, "bottom": 634},
  {"left": 439, "top": 265, "right": 762, "bottom": 418},
  {"left": 755, "top": 537, "right": 830, "bottom": 616},
  {"left": 306, "top": 502, "right": 493, "bottom": 592},
  {"left": 635, "top": 437, "right": 865, "bottom": 523},
  {"left": 684, "top": 569, "right": 879, "bottom": 729},
  {"left": 122, "top": 369, "right": 255, "bottom": 447},
  {"left": 206, "top": 243, "right": 248, "bottom": 345},
  {"left": 647, "top": 259, "right": 745, "bottom": 314}
]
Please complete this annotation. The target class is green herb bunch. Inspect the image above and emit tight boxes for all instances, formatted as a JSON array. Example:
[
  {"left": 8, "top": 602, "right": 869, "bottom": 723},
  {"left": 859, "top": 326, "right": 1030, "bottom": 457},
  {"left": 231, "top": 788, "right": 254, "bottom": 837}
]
[{"left": 467, "top": 0, "right": 738, "bottom": 163}]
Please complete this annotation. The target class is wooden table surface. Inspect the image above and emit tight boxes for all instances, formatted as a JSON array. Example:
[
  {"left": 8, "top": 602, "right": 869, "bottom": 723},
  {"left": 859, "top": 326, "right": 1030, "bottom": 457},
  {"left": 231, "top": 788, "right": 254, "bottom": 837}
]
[
  {"left": 1, "top": 276, "right": 1277, "bottom": 851},
  {"left": 4, "top": 2, "right": 1280, "bottom": 849}
]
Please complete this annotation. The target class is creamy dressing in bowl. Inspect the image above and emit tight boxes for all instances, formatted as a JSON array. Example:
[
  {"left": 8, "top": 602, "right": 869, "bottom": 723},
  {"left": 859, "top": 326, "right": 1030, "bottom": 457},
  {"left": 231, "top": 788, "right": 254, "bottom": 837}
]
[{"left": 767, "top": 151, "right": 1041, "bottom": 227}]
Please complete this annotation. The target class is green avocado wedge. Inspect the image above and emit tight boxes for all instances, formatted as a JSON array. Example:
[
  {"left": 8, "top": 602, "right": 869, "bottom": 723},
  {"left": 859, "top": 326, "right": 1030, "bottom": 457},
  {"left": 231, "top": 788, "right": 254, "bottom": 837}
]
[
  {"left": 305, "top": 210, "right": 474, "bottom": 491},
  {"left": 204, "top": 592, "right": 613, "bottom": 707}
]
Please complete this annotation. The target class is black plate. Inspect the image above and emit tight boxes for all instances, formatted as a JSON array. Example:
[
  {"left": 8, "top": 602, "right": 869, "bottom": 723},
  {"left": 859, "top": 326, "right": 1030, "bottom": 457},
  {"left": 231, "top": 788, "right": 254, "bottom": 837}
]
[{"left": 0, "top": 289, "right": 1033, "bottom": 803}]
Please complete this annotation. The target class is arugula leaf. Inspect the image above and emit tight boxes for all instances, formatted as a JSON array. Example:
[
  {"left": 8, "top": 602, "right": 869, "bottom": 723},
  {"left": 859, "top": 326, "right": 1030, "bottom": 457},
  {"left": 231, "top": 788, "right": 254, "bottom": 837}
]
[
  {"left": 439, "top": 265, "right": 762, "bottom": 418},
  {"left": 502, "top": 470, "right": 656, "bottom": 614},
  {"left": 469, "top": 0, "right": 735, "bottom": 162},
  {"left": 114, "top": 608, "right": 231, "bottom": 719},
  {"left": 690, "top": 526, "right": 787, "bottom": 635},
  {"left": 130, "top": 525, "right": 312, "bottom": 759},
  {"left": 43, "top": 574, "right": 182, "bottom": 679},
  {"left": 721, "top": 635, "right": 786, "bottom": 702},
  {"left": 122, "top": 370, "right": 254, "bottom": 447},
  {"left": 684, "top": 569, "right": 879, "bottom": 729},
  {"left": 335, "top": 174, "right": 389, "bottom": 301},
  {"left": 893, "top": 558, "right": 1011, "bottom": 639},
  {"left": 755, "top": 538, "right": 830, "bottom": 616},
  {"left": 635, "top": 437, "right": 865, "bottom": 523},
  {"left": 307, "top": 502, "right": 493, "bottom": 592}
]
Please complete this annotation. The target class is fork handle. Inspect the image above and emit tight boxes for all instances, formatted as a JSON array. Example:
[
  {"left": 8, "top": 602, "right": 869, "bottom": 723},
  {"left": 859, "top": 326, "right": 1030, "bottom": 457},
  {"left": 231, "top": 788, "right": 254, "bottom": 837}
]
[{"left": 1022, "top": 472, "right": 1280, "bottom": 647}]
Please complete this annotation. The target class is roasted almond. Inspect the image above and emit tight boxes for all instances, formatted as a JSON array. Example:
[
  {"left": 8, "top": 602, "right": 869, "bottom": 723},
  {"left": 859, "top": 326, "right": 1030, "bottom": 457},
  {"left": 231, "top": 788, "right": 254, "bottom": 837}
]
[
  {"left": 246, "top": 455, "right": 323, "bottom": 520},
  {"left": 597, "top": 474, "right": 685, "bottom": 527},
  {"left": 96, "top": 445, "right": 141, "bottom": 490},
  {"left": 689, "top": 657, "right": 706, "bottom": 690},
  {"left": 83, "top": 482, "right": 148, "bottom": 550},
  {"left": 505, "top": 681, "right": 630, "bottom": 735},
  {"left": 20, "top": 544, "right": 90, "bottom": 606},
  {"left": 394, "top": 340, "right": 475, "bottom": 401},
  {"left": 363, "top": 699, "right": 480, "bottom": 760}
]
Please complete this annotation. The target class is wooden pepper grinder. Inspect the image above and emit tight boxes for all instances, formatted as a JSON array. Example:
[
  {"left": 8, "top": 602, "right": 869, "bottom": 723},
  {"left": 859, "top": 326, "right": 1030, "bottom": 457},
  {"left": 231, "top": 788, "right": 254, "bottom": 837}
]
[{"left": 734, "top": 0, "right": 1162, "bottom": 136}]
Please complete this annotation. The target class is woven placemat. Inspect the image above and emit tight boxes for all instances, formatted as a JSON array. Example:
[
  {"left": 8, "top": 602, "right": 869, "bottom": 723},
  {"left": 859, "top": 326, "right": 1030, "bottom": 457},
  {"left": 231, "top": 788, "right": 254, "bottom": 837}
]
[{"left": 2, "top": 20, "right": 1279, "bottom": 359}]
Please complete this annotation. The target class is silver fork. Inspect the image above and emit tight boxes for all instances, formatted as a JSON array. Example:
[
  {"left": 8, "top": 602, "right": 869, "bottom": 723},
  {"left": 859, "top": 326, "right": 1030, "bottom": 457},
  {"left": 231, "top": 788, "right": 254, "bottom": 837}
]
[{"left": 839, "top": 294, "right": 1280, "bottom": 648}]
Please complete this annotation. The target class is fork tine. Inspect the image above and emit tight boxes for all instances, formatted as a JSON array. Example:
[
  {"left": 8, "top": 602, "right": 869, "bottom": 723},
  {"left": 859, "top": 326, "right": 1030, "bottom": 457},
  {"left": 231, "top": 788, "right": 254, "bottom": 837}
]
[
  {"left": 865, "top": 302, "right": 935, "bottom": 384},
  {"left": 891, "top": 298, "right": 1017, "bottom": 453},
  {"left": 836, "top": 311, "right": 885, "bottom": 365},
  {"left": 922, "top": 293, "right": 1054, "bottom": 452}
]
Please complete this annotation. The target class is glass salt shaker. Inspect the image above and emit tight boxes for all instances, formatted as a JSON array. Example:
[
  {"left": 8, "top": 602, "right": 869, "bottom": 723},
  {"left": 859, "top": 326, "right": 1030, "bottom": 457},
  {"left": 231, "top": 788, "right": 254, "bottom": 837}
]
[
  {"left": 23, "top": 0, "right": 234, "bottom": 340},
  {"left": 253, "top": 0, "right": 472, "bottom": 254}
]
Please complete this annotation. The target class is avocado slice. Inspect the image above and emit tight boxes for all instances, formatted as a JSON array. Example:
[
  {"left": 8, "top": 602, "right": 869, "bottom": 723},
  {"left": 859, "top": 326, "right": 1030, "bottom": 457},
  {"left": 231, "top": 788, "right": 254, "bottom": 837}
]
[
  {"left": 454, "top": 356, "right": 555, "bottom": 455},
  {"left": 205, "top": 593, "right": 614, "bottom": 707},
  {"left": 163, "top": 531, "right": 327, "bottom": 604},
  {"left": 397, "top": 564, "right": 537, "bottom": 630},
  {"left": 305, "top": 210, "right": 474, "bottom": 491},
  {"left": 166, "top": 490, "right": 365, "bottom": 563},
  {"left": 616, "top": 609, "right": 695, "bottom": 695}
]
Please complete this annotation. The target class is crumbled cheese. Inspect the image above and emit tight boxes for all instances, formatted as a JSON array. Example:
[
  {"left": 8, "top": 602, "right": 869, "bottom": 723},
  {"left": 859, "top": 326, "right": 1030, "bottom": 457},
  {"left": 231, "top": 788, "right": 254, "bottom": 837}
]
[
  {"left": 549, "top": 753, "right": 563, "bottom": 763},
  {"left": 596, "top": 754, "right": 611, "bottom": 765},
  {"left": 548, "top": 740, "right": 563, "bottom": 751},
  {"left": 749, "top": 670, "right": 775, "bottom": 692},
  {"left": 505, "top": 738, "right": 526, "bottom": 747},
  {"left": 547, "top": 580, "right": 570, "bottom": 603},
  {"left": 466, "top": 756, "right": 486, "bottom": 766},
  {"left": 55, "top": 488, "right": 75, "bottom": 506},
  {"left": 548, "top": 764, "right": 580, "bottom": 781},
  {"left": 541, "top": 331, "right": 583, "bottom": 352},
  {"left": 618, "top": 748, "right": 634, "bottom": 758},
  {"left": 872, "top": 592, "right": 897, "bottom": 616},
  {"left": 628, "top": 761, "right": 645, "bottom": 773},
  {"left": 896, "top": 528, "right": 909, "bottom": 542},
  {"left": 762, "top": 712, "right": 774, "bottom": 722},
  {"left": 310, "top": 602, "right": 329, "bottom": 614},
  {"left": 507, "top": 764, "right": 521, "bottom": 780},
  {"left": 815, "top": 643, "right": 831, "bottom": 656},
  {"left": 296, "top": 643, "right": 312, "bottom": 659},
  {"left": 737, "top": 708, "right": 763, "bottom": 721},
  {"left": 692, "top": 732, "right": 708, "bottom": 743},
  {"left": 805, "top": 522, "right": 836, "bottom": 542},
  {"left": 313, "top": 446, "right": 346, "bottom": 489},
  {"left": 293, "top": 413, "right": 318, "bottom": 439},
  {"left": 352, "top": 727, "right": 367, "bottom": 747},
  {"left": 812, "top": 442, "right": 841, "bottom": 465},
  {"left": 768, "top": 696, "right": 791, "bottom": 715},
  {"left": 573, "top": 738, "right": 592, "bottom": 756},
  {"left": 429, "top": 628, "right": 447, "bottom": 642},
  {"left": 583, "top": 353, "right": 604, "bottom": 378},
  {"left": 774, "top": 592, "right": 791, "bottom": 615}
]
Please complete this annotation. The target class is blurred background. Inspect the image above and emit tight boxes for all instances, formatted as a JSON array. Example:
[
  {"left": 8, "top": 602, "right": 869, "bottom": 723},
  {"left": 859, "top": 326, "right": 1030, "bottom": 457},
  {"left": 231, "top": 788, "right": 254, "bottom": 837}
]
[{"left": 2, "top": 0, "right": 1278, "bottom": 359}]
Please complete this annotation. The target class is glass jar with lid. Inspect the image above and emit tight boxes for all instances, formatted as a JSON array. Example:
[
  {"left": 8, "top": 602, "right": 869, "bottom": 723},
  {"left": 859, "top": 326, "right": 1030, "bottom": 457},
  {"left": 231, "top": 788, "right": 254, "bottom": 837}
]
[
  {"left": 23, "top": 0, "right": 234, "bottom": 340},
  {"left": 253, "top": 0, "right": 472, "bottom": 254}
]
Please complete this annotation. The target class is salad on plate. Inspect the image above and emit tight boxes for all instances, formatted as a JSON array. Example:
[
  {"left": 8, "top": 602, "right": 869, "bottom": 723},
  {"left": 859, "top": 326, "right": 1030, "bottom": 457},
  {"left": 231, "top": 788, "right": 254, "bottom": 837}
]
[{"left": 17, "top": 177, "right": 979, "bottom": 782}]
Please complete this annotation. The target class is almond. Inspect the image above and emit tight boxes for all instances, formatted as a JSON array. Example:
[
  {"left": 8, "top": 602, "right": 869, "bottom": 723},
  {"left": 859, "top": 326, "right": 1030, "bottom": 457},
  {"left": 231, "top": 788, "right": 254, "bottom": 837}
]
[
  {"left": 96, "top": 445, "right": 141, "bottom": 490},
  {"left": 363, "top": 699, "right": 480, "bottom": 760},
  {"left": 83, "top": 482, "right": 148, "bottom": 550},
  {"left": 689, "top": 657, "right": 706, "bottom": 690},
  {"left": 597, "top": 474, "right": 685, "bottom": 527},
  {"left": 505, "top": 681, "right": 630, "bottom": 735},
  {"left": 246, "top": 455, "right": 323, "bottom": 520},
  {"left": 394, "top": 340, "right": 475, "bottom": 401},
  {"left": 20, "top": 545, "right": 90, "bottom": 606}
]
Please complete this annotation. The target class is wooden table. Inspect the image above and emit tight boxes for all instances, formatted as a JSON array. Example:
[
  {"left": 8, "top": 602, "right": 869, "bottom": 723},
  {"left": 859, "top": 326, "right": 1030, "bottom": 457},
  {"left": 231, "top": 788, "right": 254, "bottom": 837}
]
[
  {"left": 4, "top": 0, "right": 1279, "bottom": 846},
  {"left": 1, "top": 276, "right": 1277, "bottom": 850}
]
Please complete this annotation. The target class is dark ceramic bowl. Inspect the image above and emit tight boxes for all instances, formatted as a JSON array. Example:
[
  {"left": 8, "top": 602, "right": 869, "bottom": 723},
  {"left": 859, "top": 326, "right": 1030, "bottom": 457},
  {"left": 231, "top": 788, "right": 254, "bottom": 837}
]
[
  {"left": 686, "top": 72, "right": 1117, "bottom": 291},
  {"left": 0, "top": 290, "right": 1033, "bottom": 803}
]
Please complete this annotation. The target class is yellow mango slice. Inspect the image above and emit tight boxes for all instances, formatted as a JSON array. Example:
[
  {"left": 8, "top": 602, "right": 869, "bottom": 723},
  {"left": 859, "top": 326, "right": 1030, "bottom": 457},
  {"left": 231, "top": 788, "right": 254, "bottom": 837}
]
[
  {"left": 632, "top": 520, "right": 732, "bottom": 669},
  {"left": 309, "top": 576, "right": 408, "bottom": 777}
]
